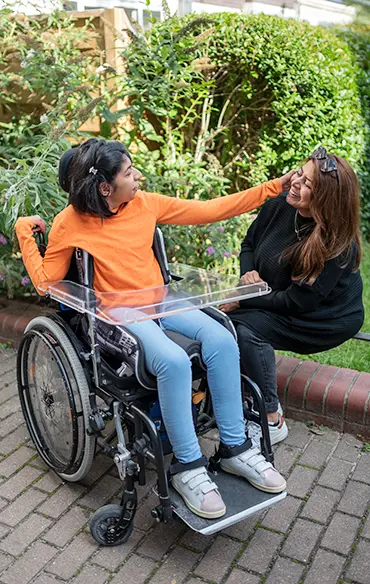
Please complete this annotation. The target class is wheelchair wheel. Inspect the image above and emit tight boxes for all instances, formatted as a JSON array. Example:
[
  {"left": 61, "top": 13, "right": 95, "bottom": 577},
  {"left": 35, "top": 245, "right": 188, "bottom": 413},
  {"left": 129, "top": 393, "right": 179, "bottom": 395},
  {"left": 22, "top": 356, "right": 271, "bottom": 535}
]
[
  {"left": 17, "top": 316, "right": 95, "bottom": 482},
  {"left": 90, "top": 504, "right": 133, "bottom": 546}
]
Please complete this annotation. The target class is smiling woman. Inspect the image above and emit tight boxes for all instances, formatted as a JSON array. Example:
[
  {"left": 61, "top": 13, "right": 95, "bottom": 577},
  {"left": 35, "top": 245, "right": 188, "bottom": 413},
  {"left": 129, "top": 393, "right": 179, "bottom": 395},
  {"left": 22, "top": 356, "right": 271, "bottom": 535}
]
[{"left": 221, "top": 146, "right": 364, "bottom": 447}]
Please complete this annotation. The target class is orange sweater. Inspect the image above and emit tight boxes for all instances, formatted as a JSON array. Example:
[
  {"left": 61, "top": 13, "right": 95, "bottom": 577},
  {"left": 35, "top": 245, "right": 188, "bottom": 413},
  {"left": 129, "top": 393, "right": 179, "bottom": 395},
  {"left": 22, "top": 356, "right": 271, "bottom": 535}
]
[{"left": 15, "top": 180, "right": 281, "bottom": 294}]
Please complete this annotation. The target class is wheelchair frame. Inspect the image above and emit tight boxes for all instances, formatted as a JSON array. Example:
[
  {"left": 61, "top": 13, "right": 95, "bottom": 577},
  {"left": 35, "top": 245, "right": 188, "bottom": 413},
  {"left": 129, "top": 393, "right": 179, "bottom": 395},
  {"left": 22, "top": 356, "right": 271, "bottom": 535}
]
[{"left": 17, "top": 228, "right": 282, "bottom": 545}]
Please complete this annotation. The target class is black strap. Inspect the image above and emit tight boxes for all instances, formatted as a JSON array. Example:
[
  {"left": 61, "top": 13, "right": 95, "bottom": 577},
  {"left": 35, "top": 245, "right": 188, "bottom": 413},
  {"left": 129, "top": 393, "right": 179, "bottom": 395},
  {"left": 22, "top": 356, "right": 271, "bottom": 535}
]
[
  {"left": 168, "top": 455, "right": 208, "bottom": 476},
  {"left": 217, "top": 438, "right": 252, "bottom": 460}
]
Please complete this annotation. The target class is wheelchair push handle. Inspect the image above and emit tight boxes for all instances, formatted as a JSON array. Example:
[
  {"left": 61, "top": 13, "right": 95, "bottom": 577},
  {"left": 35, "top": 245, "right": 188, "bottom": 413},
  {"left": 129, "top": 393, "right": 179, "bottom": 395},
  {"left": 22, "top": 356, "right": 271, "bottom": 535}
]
[{"left": 34, "top": 226, "right": 47, "bottom": 258}]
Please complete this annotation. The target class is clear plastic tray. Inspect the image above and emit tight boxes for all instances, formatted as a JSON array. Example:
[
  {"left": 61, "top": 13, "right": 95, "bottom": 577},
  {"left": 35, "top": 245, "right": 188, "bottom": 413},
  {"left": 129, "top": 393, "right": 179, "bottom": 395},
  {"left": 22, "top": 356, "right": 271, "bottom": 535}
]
[{"left": 39, "top": 263, "right": 270, "bottom": 325}]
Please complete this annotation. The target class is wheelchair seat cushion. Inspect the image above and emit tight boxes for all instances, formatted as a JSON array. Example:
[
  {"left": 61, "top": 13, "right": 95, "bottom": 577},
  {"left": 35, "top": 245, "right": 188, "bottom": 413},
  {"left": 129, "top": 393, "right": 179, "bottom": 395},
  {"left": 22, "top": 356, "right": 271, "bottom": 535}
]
[{"left": 162, "top": 330, "right": 202, "bottom": 362}]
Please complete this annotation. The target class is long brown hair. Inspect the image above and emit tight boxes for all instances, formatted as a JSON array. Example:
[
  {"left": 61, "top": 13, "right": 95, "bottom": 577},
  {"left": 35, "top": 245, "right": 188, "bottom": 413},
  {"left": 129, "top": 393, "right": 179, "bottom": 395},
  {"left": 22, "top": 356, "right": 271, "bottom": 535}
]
[{"left": 285, "top": 154, "right": 362, "bottom": 283}]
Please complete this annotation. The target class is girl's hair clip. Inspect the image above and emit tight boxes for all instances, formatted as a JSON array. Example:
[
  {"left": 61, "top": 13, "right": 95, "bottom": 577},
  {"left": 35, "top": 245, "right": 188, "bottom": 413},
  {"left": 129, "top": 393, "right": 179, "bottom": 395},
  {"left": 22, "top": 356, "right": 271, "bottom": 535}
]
[{"left": 89, "top": 166, "right": 98, "bottom": 175}]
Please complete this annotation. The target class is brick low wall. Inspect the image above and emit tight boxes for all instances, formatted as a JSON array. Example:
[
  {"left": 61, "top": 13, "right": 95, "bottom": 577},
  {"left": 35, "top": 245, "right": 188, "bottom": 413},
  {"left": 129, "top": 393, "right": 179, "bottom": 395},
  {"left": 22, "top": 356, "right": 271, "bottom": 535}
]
[
  {"left": 276, "top": 355, "right": 370, "bottom": 439},
  {"left": 1, "top": 297, "right": 369, "bottom": 439}
]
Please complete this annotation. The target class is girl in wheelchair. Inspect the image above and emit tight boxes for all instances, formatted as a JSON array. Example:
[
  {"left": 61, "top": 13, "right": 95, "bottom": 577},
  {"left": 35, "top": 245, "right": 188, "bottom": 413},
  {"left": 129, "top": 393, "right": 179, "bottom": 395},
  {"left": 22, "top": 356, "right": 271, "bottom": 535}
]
[{"left": 15, "top": 138, "right": 290, "bottom": 520}]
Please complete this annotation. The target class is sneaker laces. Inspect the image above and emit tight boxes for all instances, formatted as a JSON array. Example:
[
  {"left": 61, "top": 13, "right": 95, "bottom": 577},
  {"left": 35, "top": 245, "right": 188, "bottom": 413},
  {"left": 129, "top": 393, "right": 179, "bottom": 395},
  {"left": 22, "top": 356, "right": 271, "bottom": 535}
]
[{"left": 237, "top": 446, "right": 273, "bottom": 475}]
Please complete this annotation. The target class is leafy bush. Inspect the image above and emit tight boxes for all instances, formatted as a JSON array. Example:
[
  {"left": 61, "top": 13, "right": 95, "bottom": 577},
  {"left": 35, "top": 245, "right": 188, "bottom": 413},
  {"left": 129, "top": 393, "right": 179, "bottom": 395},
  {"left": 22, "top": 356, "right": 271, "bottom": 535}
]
[
  {"left": 337, "top": 25, "right": 370, "bottom": 234},
  {"left": 108, "top": 12, "right": 367, "bottom": 266},
  {"left": 0, "top": 6, "right": 107, "bottom": 297}
]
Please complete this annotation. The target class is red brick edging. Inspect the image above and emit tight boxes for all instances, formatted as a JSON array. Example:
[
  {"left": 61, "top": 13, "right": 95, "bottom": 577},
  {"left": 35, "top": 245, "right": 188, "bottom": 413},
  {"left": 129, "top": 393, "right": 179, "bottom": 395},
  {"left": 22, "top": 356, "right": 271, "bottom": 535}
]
[{"left": 1, "top": 297, "right": 370, "bottom": 439}]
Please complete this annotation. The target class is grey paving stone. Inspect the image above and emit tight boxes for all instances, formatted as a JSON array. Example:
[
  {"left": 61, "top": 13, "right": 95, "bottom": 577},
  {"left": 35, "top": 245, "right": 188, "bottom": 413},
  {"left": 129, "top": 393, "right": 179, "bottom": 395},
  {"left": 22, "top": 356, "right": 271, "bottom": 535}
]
[
  {"left": 78, "top": 475, "right": 122, "bottom": 510},
  {"left": 0, "top": 412, "right": 26, "bottom": 440},
  {"left": 150, "top": 545, "right": 198, "bottom": 584},
  {"left": 46, "top": 531, "right": 97, "bottom": 580},
  {"left": 179, "top": 529, "right": 213, "bottom": 551},
  {"left": 321, "top": 512, "right": 361, "bottom": 555},
  {"left": 338, "top": 480, "right": 370, "bottom": 517},
  {"left": 34, "top": 471, "right": 64, "bottom": 493},
  {"left": 0, "top": 466, "right": 42, "bottom": 500},
  {"left": 137, "top": 521, "right": 185, "bottom": 560},
  {"left": 134, "top": 493, "right": 158, "bottom": 531},
  {"left": 1, "top": 541, "right": 57, "bottom": 584},
  {"left": 362, "top": 514, "right": 370, "bottom": 539},
  {"left": 225, "top": 569, "right": 261, "bottom": 584},
  {"left": 38, "top": 484, "right": 85, "bottom": 518},
  {"left": 0, "top": 397, "right": 21, "bottom": 421},
  {"left": 0, "top": 513, "right": 51, "bottom": 556},
  {"left": 79, "top": 453, "right": 114, "bottom": 488},
  {"left": 31, "top": 575, "right": 59, "bottom": 584},
  {"left": 274, "top": 444, "right": 301, "bottom": 477},
  {"left": 262, "top": 496, "right": 301, "bottom": 533},
  {"left": 318, "top": 458, "right": 354, "bottom": 491},
  {"left": 346, "top": 538, "right": 370, "bottom": 584},
  {"left": 92, "top": 528, "right": 144, "bottom": 571},
  {"left": 300, "top": 486, "right": 340, "bottom": 524},
  {"left": 0, "top": 446, "right": 36, "bottom": 477},
  {"left": 109, "top": 554, "right": 157, "bottom": 584},
  {"left": 265, "top": 556, "right": 304, "bottom": 584},
  {"left": 299, "top": 439, "right": 333, "bottom": 469},
  {"left": 287, "top": 466, "right": 319, "bottom": 498},
  {"left": 282, "top": 518, "right": 323, "bottom": 563},
  {"left": 304, "top": 549, "right": 345, "bottom": 584},
  {"left": 194, "top": 535, "right": 242, "bottom": 583},
  {"left": 69, "top": 564, "right": 109, "bottom": 584},
  {"left": 352, "top": 454, "right": 370, "bottom": 484},
  {"left": 283, "top": 421, "right": 312, "bottom": 449},
  {"left": 333, "top": 434, "right": 363, "bottom": 463},
  {"left": 0, "top": 426, "right": 30, "bottom": 456},
  {"left": 238, "top": 528, "right": 283, "bottom": 574},
  {"left": 0, "top": 488, "right": 47, "bottom": 527},
  {"left": 42, "top": 506, "right": 90, "bottom": 547},
  {"left": 0, "top": 550, "right": 13, "bottom": 573},
  {"left": 0, "top": 524, "right": 10, "bottom": 539},
  {"left": 222, "top": 513, "right": 262, "bottom": 541}
]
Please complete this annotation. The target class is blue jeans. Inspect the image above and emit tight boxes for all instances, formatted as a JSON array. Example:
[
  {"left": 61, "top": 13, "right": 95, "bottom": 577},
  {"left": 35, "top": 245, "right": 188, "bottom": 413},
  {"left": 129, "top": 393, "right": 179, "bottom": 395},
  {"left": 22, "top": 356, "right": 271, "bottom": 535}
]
[{"left": 126, "top": 310, "right": 246, "bottom": 464}]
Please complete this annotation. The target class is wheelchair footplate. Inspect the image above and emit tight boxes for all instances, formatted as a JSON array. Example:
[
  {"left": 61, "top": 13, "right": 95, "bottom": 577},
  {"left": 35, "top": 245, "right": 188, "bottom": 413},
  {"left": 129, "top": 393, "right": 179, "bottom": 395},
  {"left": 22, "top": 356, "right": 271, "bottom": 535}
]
[{"left": 169, "top": 470, "right": 286, "bottom": 535}]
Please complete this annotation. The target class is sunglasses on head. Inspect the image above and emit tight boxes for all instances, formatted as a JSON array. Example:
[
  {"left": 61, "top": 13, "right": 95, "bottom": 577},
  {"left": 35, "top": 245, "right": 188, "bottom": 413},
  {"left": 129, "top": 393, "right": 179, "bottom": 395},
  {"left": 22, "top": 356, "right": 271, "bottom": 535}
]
[{"left": 311, "top": 146, "right": 337, "bottom": 174}]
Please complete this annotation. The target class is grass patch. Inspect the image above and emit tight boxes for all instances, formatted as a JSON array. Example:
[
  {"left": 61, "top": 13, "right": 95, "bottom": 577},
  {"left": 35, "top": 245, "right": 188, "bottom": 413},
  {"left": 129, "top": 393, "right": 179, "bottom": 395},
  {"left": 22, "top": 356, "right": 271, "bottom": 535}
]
[{"left": 278, "top": 242, "right": 370, "bottom": 372}]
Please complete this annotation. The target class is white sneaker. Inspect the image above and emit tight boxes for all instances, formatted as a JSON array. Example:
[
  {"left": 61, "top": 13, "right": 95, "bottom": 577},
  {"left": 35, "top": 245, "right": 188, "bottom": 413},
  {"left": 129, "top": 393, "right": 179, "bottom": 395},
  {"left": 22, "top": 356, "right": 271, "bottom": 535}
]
[
  {"left": 220, "top": 446, "right": 286, "bottom": 493},
  {"left": 171, "top": 466, "right": 226, "bottom": 519},
  {"left": 268, "top": 415, "right": 289, "bottom": 446}
]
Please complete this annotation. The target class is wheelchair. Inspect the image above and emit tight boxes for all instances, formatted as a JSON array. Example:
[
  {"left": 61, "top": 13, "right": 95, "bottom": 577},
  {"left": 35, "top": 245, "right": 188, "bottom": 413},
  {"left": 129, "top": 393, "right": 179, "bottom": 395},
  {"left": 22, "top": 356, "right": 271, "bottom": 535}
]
[{"left": 17, "top": 227, "right": 286, "bottom": 545}]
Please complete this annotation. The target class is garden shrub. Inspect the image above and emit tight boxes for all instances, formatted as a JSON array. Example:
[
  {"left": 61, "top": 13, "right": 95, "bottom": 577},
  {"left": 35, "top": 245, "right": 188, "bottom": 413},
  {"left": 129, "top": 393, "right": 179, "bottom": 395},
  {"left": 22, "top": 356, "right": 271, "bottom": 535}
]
[
  {"left": 109, "top": 12, "right": 367, "bottom": 267},
  {"left": 0, "top": 6, "right": 107, "bottom": 297}
]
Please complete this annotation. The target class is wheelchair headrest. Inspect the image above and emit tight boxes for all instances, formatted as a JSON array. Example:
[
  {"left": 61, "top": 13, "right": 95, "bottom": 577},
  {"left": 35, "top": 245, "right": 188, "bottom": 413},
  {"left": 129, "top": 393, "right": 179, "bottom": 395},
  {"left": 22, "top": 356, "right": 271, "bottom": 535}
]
[{"left": 59, "top": 147, "right": 78, "bottom": 192}]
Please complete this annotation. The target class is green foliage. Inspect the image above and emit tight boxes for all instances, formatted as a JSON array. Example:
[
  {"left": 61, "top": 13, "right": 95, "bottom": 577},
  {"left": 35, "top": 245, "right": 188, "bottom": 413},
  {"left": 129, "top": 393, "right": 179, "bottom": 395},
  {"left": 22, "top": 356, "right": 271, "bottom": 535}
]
[
  {"left": 0, "top": 5, "right": 109, "bottom": 297},
  {"left": 336, "top": 25, "right": 370, "bottom": 234},
  {"left": 107, "top": 12, "right": 368, "bottom": 268}
]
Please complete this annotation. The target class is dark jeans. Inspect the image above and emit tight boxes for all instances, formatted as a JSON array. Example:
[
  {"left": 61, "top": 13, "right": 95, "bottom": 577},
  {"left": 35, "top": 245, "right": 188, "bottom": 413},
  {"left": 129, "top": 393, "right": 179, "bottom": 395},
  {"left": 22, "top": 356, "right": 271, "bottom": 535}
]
[{"left": 236, "top": 323, "right": 281, "bottom": 414}]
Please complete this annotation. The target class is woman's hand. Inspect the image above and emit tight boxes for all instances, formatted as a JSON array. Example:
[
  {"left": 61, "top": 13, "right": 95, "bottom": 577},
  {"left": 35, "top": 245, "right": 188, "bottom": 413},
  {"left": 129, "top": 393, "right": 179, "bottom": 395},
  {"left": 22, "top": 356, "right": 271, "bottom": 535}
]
[
  {"left": 28, "top": 215, "right": 46, "bottom": 234},
  {"left": 239, "top": 270, "right": 264, "bottom": 285},
  {"left": 279, "top": 169, "right": 295, "bottom": 193},
  {"left": 220, "top": 301, "right": 240, "bottom": 313}
]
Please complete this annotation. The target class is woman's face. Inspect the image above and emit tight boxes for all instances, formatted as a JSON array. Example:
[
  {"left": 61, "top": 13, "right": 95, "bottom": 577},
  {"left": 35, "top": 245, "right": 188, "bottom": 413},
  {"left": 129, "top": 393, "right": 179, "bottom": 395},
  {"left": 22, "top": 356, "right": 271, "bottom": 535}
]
[
  {"left": 102, "top": 155, "right": 142, "bottom": 210},
  {"left": 286, "top": 160, "right": 315, "bottom": 216}
]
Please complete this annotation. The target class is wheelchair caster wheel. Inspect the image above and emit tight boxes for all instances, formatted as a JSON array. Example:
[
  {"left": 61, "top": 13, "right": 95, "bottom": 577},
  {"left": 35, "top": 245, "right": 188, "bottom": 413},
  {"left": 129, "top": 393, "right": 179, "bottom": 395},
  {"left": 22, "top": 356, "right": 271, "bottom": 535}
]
[{"left": 90, "top": 504, "right": 134, "bottom": 546}]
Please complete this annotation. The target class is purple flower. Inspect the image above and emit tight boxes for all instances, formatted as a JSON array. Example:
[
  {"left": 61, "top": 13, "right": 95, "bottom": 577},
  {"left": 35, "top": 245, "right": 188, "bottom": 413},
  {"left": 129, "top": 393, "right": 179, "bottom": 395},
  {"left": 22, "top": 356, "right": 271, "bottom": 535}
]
[
  {"left": 0, "top": 275, "right": 4, "bottom": 281},
  {"left": 224, "top": 251, "right": 231, "bottom": 258},
  {"left": 206, "top": 246, "right": 215, "bottom": 256},
  {"left": 218, "top": 226, "right": 225, "bottom": 232},
  {"left": 21, "top": 276, "right": 31, "bottom": 286},
  {"left": 0, "top": 234, "right": 7, "bottom": 246}
]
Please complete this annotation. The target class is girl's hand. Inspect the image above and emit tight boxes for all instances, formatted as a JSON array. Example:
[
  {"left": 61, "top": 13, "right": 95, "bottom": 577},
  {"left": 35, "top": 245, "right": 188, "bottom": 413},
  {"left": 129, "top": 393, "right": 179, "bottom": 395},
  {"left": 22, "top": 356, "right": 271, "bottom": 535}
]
[
  {"left": 239, "top": 270, "right": 264, "bottom": 285},
  {"left": 279, "top": 169, "right": 295, "bottom": 193},
  {"left": 220, "top": 301, "right": 240, "bottom": 313},
  {"left": 28, "top": 215, "right": 46, "bottom": 234}
]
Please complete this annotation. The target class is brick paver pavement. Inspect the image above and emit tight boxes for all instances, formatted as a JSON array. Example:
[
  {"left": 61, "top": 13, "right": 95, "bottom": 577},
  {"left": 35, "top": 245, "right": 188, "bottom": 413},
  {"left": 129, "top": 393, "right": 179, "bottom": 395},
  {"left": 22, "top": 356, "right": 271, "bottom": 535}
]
[{"left": 0, "top": 347, "right": 369, "bottom": 584}]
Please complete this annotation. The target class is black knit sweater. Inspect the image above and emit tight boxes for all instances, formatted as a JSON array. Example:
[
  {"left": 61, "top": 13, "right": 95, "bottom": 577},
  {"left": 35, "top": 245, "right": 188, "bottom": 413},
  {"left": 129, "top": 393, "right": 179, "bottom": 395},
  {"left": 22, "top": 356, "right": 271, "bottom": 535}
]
[{"left": 230, "top": 195, "right": 364, "bottom": 353}]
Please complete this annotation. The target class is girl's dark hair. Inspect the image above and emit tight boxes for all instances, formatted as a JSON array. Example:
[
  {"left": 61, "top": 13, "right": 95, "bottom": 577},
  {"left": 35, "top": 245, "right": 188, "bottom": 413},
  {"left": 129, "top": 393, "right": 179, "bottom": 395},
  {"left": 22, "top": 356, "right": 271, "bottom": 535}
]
[
  {"left": 284, "top": 154, "right": 362, "bottom": 283},
  {"left": 68, "top": 138, "right": 131, "bottom": 218}
]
